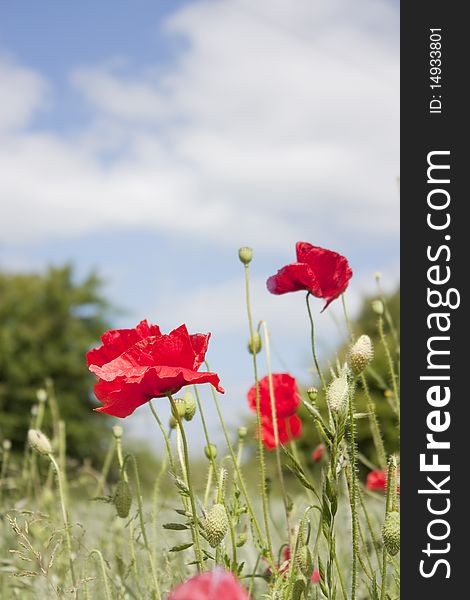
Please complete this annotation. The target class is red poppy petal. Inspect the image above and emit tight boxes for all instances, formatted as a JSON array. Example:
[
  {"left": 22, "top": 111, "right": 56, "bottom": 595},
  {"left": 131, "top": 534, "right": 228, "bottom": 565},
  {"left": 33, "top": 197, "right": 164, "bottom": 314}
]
[
  {"left": 168, "top": 570, "right": 250, "bottom": 600},
  {"left": 190, "top": 333, "right": 211, "bottom": 369},
  {"left": 266, "top": 263, "right": 320, "bottom": 296}
]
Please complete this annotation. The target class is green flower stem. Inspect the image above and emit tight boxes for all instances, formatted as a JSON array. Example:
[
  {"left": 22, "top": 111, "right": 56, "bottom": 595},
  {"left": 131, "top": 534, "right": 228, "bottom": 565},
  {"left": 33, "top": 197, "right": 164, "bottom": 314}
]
[
  {"left": 122, "top": 453, "right": 162, "bottom": 600},
  {"left": 93, "top": 437, "right": 116, "bottom": 497},
  {"left": 115, "top": 436, "right": 142, "bottom": 599},
  {"left": 306, "top": 293, "right": 327, "bottom": 391},
  {"left": 204, "top": 367, "right": 273, "bottom": 568},
  {"left": 348, "top": 385, "right": 359, "bottom": 600},
  {"left": 378, "top": 317, "right": 400, "bottom": 421},
  {"left": 48, "top": 454, "right": 77, "bottom": 596},
  {"left": 341, "top": 293, "right": 387, "bottom": 468},
  {"left": 358, "top": 487, "right": 383, "bottom": 571},
  {"left": 380, "top": 460, "right": 394, "bottom": 600},
  {"left": 152, "top": 451, "right": 168, "bottom": 564},
  {"left": 88, "top": 549, "right": 112, "bottom": 600},
  {"left": 203, "top": 461, "right": 214, "bottom": 507},
  {"left": 167, "top": 394, "right": 204, "bottom": 573},
  {"left": 260, "top": 321, "right": 292, "bottom": 547},
  {"left": 243, "top": 263, "right": 273, "bottom": 562},
  {"left": 149, "top": 400, "right": 176, "bottom": 474}
]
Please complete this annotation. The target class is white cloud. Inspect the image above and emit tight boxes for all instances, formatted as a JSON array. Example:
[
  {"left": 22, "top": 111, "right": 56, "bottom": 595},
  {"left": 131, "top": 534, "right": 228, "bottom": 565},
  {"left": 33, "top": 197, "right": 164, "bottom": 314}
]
[{"left": 0, "top": 0, "right": 399, "bottom": 250}]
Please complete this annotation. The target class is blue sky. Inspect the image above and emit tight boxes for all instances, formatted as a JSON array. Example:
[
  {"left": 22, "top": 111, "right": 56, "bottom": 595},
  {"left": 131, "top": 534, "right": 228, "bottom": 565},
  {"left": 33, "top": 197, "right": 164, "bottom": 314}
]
[{"left": 0, "top": 0, "right": 399, "bottom": 451}]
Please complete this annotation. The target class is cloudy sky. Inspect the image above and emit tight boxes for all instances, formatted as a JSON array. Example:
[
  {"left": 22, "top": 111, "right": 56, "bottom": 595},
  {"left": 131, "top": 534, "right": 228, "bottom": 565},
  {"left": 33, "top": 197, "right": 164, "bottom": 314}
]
[{"left": 0, "top": 0, "right": 399, "bottom": 451}]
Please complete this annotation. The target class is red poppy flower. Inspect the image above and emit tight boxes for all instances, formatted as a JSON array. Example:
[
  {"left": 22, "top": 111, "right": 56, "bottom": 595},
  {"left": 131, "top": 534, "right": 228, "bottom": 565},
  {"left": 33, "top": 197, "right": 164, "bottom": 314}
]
[
  {"left": 260, "top": 414, "right": 302, "bottom": 450},
  {"left": 168, "top": 570, "right": 250, "bottom": 600},
  {"left": 86, "top": 320, "right": 224, "bottom": 418},
  {"left": 266, "top": 242, "right": 352, "bottom": 310},
  {"left": 366, "top": 468, "right": 401, "bottom": 493},
  {"left": 311, "top": 570, "right": 321, "bottom": 584},
  {"left": 247, "top": 373, "right": 300, "bottom": 419},
  {"left": 311, "top": 443, "right": 325, "bottom": 462}
]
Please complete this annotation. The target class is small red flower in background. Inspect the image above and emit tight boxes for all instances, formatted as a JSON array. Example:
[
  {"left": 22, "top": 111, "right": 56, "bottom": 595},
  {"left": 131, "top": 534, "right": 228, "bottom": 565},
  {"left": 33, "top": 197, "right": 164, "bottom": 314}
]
[
  {"left": 247, "top": 373, "right": 299, "bottom": 419},
  {"left": 247, "top": 374, "right": 302, "bottom": 450},
  {"left": 366, "top": 469, "right": 401, "bottom": 493},
  {"left": 168, "top": 570, "right": 250, "bottom": 600},
  {"left": 311, "top": 570, "right": 321, "bottom": 584},
  {"left": 86, "top": 320, "right": 224, "bottom": 418},
  {"left": 259, "top": 415, "right": 302, "bottom": 450},
  {"left": 267, "top": 242, "right": 352, "bottom": 311},
  {"left": 311, "top": 443, "right": 325, "bottom": 462}
]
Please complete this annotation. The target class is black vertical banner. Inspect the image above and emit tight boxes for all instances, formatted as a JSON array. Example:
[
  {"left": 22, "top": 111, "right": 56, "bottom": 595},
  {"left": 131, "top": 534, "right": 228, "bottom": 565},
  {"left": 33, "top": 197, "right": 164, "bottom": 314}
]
[{"left": 401, "top": 3, "right": 467, "bottom": 598}]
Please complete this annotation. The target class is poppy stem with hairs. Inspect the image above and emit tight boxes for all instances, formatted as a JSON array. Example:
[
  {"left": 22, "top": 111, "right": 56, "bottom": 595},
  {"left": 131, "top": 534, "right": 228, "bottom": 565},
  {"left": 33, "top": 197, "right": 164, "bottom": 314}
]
[
  {"left": 243, "top": 261, "right": 274, "bottom": 562},
  {"left": 305, "top": 292, "right": 327, "bottom": 391},
  {"left": 167, "top": 393, "right": 204, "bottom": 573}
]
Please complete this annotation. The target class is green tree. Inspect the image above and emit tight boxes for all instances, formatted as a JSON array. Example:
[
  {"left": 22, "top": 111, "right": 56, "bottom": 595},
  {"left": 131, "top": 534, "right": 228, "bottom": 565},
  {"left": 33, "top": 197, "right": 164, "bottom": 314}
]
[{"left": 0, "top": 265, "right": 111, "bottom": 462}]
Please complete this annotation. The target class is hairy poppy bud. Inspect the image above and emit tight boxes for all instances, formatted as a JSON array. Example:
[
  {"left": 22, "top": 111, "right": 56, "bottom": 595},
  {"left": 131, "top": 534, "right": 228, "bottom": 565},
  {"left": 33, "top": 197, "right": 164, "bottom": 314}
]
[
  {"left": 326, "top": 373, "right": 349, "bottom": 413},
  {"left": 371, "top": 299, "right": 384, "bottom": 315},
  {"left": 307, "top": 387, "right": 318, "bottom": 403},
  {"left": 382, "top": 511, "right": 400, "bottom": 556},
  {"left": 183, "top": 391, "right": 197, "bottom": 421},
  {"left": 3, "top": 439, "right": 11, "bottom": 451},
  {"left": 169, "top": 416, "right": 178, "bottom": 429},
  {"left": 36, "top": 389, "right": 47, "bottom": 403},
  {"left": 112, "top": 425, "right": 123, "bottom": 439},
  {"left": 204, "top": 443, "right": 217, "bottom": 460},
  {"left": 114, "top": 479, "right": 132, "bottom": 519},
  {"left": 238, "top": 426, "right": 248, "bottom": 440},
  {"left": 27, "top": 429, "right": 52, "bottom": 456},
  {"left": 349, "top": 335, "right": 373, "bottom": 376},
  {"left": 247, "top": 332, "right": 262, "bottom": 355},
  {"left": 204, "top": 503, "right": 229, "bottom": 548},
  {"left": 297, "top": 545, "right": 314, "bottom": 578},
  {"left": 172, "top": 398, "right": 187, "bottom": 419},
  {"left": 238, "top": 247, "right": 253, "bottom": 265}
]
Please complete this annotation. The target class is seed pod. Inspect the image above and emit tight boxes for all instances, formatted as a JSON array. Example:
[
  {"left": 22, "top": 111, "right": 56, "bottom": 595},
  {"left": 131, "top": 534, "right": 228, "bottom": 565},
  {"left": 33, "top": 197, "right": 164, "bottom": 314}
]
[
  {"left": 238, "top": 426, "right": 248, "bottom": 440},
  {"left": 112, "top": 425, "right": 123, "bottom": 439},
  {"left": 169, "top": 416, "right": 178, "bottom": 429},
  {"left": 371, "top": 299, "right": 384, "bottom": 315},
  {"left": 27, "top": 429, "right": 52, "bottom": 456},
  {"left": 238, "top": 247, "right": 253, "bottom": 265},
  {"left": 114, "top": 479, "right": 132, "bottom": 519},
  {"left": 349, "top": 335, "right": 373, "bottom": 376},
  {"left": 326, "top": 373, "right": 349, "bottom": 413},
  {"left": 204, "top": 503, "right": 229, "bottom": 548},
  {"left": 172, "top": 398, "right": 187, "bottom": 419},
  {"left": 183, "top": 391, "right": 197, "bottom": 421},
  {"left": 382, "top": 510, "right": 400, "bottom": 556},
  {"left": 307, "top": 387, "right": 318, "bottom": 403},
  {"left": 248, "top": 332, "right": 262, "bottom": 355},
  {"left": 204, "top": 443, "right": 218, "bottom": 460}
]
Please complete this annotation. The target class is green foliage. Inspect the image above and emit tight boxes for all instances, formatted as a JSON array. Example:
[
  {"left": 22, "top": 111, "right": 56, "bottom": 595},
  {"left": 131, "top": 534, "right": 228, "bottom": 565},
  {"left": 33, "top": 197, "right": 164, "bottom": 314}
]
[{"left": 0, "top": 265, "right": 111, "bottom": 462}]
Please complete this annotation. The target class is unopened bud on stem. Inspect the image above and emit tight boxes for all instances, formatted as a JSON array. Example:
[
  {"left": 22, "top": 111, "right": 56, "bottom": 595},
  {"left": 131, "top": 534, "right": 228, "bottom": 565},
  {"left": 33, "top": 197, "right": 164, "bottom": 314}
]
[
  {"left": 238, "top": 247, "right": 253, "bottom": 265},
  {"left": 27, "top": 429, "right": 52, "bottom": 456}
]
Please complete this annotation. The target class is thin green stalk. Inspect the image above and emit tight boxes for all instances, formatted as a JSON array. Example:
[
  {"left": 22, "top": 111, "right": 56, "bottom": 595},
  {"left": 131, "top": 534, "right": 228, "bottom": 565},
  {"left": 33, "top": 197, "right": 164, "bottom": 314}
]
[
  {"left": 48, "top": 454, "right": 77, "bottom": 596},
  {"left": 243, "top": 264, "right": 273, "bottom": 561},
  {"left": 380, "top": 460, "right": 394, "bottom": 600},
  {"left": 306, "top": 293, "right": 327, "bottom": 391},
  {"left": 88, "top": 549, "right": 112, "bottom": 600},
  {"left": 152, "top": 452, "right": 168, "bottom": 564},
  {"left": 93, "top": 437, "right": 116, "bottom": 497},
  {"left": 260, "top": 321, "right": 292, "bottom": 547},
  {"left": 348, "top": 386, "right": 359, "bottom": 600},
  {"left": 168, "top": 394, "right": 204, "bottom": 572},
  {"left": 122, "top": 453, "right": 162, "bottom": 600},
  {"left": 378, "top": 317, "right": 400, "bottom": 421},
  {"left": 149, "top": 400, "right": 176, "bottom": 473}
]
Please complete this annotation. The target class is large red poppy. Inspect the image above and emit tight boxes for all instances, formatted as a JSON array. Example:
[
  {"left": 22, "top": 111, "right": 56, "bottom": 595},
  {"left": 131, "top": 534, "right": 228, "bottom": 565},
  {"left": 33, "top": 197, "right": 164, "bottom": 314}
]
[
  {"left": 86, "top": 320, "right": 223, "bottom": 418},
  {"left": 168, "top": 570, "right": 251, "bottom": 600},
  {"left": 247, "top": 373, "right": 300, "bottom": 419},
  {"left": 266, "top": 242, "right": 352, "bottom": 310}
]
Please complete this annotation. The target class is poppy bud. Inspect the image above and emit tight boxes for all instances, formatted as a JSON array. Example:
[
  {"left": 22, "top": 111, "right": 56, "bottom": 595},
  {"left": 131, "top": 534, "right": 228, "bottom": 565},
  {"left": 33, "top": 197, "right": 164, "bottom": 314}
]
[
  {"left": 112, "top": 425, "right": 123, "bottom": 439},
  {"left": 349, "top": 335, "right": 373, "bottom": 376},
  {"left": 371, "top": 299, "right": 384, "bottom": 315},
  {"left": 204, "top": 503, "right": 229, "bottom": 548},
  {"left": 114, "top": 479, "right": 132, "bottom": 519},
  {"left": 3, "top": 439, "right": 11, "bottom": 451},
  {"left": 183, "top": 391, "right": 197, "bottom": 421},
  {"left": 27, "top": 429, "right": 52, "bottom": 456},
  {"left": 382, "top": 510, "right": 400, "bottom": 556},
  {"left": 238, "top": 247, "right": 253, "bottom": 265},
  {"left": 169, "top": 416, "right": 178, "bottom": 429},
  {"left": 326, "top": 373, "right": 349, "bottom": 413},
  {"left": 297, "top": 545, "right": 314, "bottom": 578},
  {"left": 36, "top": 389, "right": 47, "bottom": 403},
  {"left": 204, "top": 443, "right": 217, "bottom": 460},
  {"left": 307, "top": 387, "right": 318, "bottom": 403},
  {"left": 238, "top": 426, "right": 248, "bottom": 440},
  {"left": 247, "top": 332, "right": 262, "bottom": 355},
  {"left": 236, "top": 533, "right": 247, "bottom": 547},
  {"left": 30, "top": 405, "right": 38, "bottom": 417},
  {"left": 171, "top": 398, "right": 187, "bottom": 420}
]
